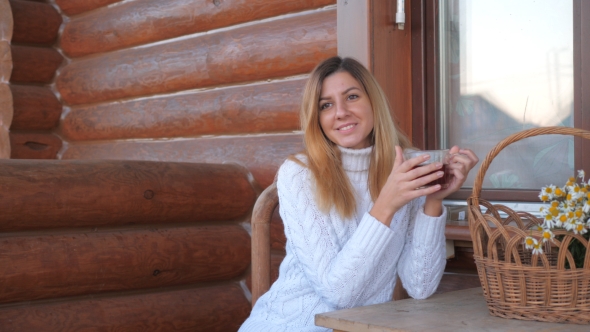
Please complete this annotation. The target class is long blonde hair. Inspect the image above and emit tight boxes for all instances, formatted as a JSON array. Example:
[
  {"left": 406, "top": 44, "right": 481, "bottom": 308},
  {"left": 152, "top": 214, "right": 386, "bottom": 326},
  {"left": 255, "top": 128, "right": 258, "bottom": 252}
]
[{"left": 295, "top": 56, "right": 411, "bottom": 218}]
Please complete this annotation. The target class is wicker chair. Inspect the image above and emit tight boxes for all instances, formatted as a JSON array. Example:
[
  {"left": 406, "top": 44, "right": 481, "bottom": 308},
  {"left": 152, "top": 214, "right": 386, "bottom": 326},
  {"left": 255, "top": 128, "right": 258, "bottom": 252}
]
[{"left": 250, "top": 182, "right": 409, "bottom": 306}]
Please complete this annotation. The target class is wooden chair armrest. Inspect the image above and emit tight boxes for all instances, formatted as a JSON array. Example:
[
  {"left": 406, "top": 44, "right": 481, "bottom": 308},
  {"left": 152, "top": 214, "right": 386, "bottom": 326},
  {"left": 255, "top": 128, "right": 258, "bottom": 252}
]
[{"left": 251, "top": 182, "right": 278, "bottom": 306}]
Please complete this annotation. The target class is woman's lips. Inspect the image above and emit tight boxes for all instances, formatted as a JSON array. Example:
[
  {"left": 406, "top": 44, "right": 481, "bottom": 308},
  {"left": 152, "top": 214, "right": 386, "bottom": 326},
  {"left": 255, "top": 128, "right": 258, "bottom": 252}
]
[{"left": 337, "top": 123, "right": 356, "bottom": 131}]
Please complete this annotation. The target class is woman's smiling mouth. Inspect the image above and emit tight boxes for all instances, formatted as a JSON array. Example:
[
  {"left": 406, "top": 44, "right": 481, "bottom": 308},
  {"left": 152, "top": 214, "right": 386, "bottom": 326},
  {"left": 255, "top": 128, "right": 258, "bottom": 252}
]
[{"left": 338, "top": 124, "right": 356, "bottom": 131}]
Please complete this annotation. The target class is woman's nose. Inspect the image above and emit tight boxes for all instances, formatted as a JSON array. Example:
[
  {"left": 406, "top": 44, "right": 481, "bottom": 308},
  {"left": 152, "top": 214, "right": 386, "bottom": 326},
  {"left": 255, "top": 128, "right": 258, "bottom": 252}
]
[{"left": 335, "top": 102, "right": 349, "bottom": 119}]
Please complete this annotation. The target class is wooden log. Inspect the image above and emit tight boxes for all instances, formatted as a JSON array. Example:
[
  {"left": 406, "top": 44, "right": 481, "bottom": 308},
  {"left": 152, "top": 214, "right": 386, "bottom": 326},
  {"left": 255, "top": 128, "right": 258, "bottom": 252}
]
[
  {"left": 0, "top": 225, "right": 250, "bottom": 304},
  {"left": 0, "top": 283, "right": 250, "bottom": 332},
  {"left": 10, "top": 84, "right": 61, "bottom": 130},
  {"left": 61, "top": 0, "right": 336, "bottom": 57},
  {"left": 0, "top": 83, "right": 11, "bottom": 158},
  {"left": 9, "top": 0, "right": 61, "bottom": 46},
  {"left": 9, "top": 131, "right": 61, "bottom": 159},
  {"left": 60, "top": 78, "right": 304, "bottom": 141},
  {"left": 445, "top": 224, "right": 472, "bottom": 242},
  {"left": 0, "top": 0, "right": 14, "bottom": 42},
  {"left": 0, "top": 40, "right": 11, "bottom": 82},
  {"left": 0, "top": 160, "right": 256, "bottom": 231},
  {"left": 10, "top": 45, "right": 63, "bottom": 84},
  {"left": 56, "top": 9, "right": 336, "bottom": 105},
  {"left": 61, "top": 133, "right": 304, "bottom": 189},
  {"left": 55, "top": 0, "right": 123, "bottom": 16}
]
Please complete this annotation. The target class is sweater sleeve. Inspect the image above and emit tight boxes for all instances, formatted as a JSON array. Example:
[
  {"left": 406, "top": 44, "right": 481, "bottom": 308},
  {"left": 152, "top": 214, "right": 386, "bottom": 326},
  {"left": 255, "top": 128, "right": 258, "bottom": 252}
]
[
  {"left": 276, "top": 160, "right": 395, "bottom": 309},
  {"left": 396, "top": 197, "right": 447, "bottom": 299}
]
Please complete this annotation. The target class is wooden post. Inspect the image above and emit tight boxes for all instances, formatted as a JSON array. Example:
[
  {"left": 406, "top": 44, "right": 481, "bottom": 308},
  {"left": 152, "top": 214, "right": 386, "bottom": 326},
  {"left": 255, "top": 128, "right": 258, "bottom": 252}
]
[
  {"left": 337, "top": 0, "right": 370, "bottom": 68},
  {"left": 0, "top": 0, "right": 13, "bottom": 158}
]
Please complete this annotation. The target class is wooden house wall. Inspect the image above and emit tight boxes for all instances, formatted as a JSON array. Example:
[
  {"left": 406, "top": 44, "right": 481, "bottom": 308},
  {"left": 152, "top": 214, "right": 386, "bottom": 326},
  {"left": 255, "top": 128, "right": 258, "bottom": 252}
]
[{"left": 0, "top": 0, "right": 337, "bottom": 331}]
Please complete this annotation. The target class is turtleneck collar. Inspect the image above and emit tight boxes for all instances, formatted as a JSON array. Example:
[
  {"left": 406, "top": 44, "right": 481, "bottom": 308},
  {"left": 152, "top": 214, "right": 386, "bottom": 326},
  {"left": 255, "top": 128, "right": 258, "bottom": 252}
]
[{"left": 338, "top": 145, "right": 372, "bottom": 172}]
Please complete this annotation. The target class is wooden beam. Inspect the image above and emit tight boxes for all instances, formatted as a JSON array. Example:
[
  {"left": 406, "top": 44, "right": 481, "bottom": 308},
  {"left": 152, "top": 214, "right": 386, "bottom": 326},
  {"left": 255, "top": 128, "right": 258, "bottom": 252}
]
[
  {"left": 9, "top": 131, "right": 61, "bottom": 159},
  {"left": 10, "top": 45, "right": 63, "bottom": 84},
  {"left": 370, "top": 0, "right": 413, "bottom": 139},
  {"left": 337, "top": 0, "right": 370, "bottom": 68},
  {"left": 55, "top": 0, "right": 126, "bottom": 16},
  {"left": 0, "top": 83, "right": 11, "bottom": 158},
  {"left": 10, "top": 85, "right": 61, "bottom": 130},
  {"left": 9, "top": 0, "right": 61, "bottom": 46},
  {"left": 0, "top": 40, "right": 11, "bottom": 82},
  {"left": 444, "top": 224, "right": 471, "bottom": 242},
  {"left": 61, "top": 0, "right": 336, "bottom": 57},
  {"left": 0, "top": 160, "right": 256, "bottom": 231},
  {"left": 56, "top": 9, "right": 337, "bottom": 105},
  {"left": 0, "top": 225, "right": 250, "bottom": 303},
  {"left": 60, "top": 78, "right": 304, "bottom": 141},
  {"left": 0, "top": 0, "right": 13, "bottom": 42},
  {"left": 61, "top": 133, "right": 304, "bottom": 190},
  {"left": 0, "top": 0, "right": 12, "bottom": 159},
  {"left": 0, "top": 283, "right": 250, "bottom": 332}
]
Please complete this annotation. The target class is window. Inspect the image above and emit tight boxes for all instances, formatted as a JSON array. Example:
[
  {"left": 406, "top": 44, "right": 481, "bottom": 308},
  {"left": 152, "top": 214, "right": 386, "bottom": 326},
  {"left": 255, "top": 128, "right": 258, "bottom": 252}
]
[{"left": 411, "top": 0, "right": 590, "bottom": 202}]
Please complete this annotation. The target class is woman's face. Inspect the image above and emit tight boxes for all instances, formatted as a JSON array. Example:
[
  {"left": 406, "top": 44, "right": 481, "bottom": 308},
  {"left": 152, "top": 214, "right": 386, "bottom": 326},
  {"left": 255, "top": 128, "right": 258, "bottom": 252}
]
[{"left": 318, "top": 71, "right": 374, "bottom": 149}]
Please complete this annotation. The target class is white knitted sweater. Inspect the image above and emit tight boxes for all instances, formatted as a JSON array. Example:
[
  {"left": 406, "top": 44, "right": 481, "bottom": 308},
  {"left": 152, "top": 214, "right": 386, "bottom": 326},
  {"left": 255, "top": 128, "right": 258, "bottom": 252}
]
[{"left": 239, "top": 146, "right": 447, "bottom": 332}]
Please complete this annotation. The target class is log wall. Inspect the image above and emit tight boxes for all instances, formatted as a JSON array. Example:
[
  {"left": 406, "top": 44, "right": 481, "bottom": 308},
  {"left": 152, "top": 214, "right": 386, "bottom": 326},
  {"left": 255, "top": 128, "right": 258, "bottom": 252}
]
[
  {"left": 0, "top": 160, "right": 256, "bottom": 332},
  {"left": 8, "top": 0, "right": 63, "bottom": 159},
  {"left": 2, "top": 0, "right": 338, "bottom": 330}
]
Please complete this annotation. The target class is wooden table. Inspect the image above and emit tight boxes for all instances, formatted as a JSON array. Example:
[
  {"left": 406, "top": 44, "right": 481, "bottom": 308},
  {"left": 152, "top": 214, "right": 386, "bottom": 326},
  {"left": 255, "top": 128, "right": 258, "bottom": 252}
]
[{"left": 315, "top": 287, "right": 589, "bottom": 331}]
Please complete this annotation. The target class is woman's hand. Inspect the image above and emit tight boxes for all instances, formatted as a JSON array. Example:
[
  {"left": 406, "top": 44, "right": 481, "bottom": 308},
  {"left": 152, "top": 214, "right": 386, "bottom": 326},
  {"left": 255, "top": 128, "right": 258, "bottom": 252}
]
[
  {"left": 370, "top": 146, "right": 448, "bottom": 226},
  {"left": 424, "top": 146, "right": 479, "bottom": 216}
]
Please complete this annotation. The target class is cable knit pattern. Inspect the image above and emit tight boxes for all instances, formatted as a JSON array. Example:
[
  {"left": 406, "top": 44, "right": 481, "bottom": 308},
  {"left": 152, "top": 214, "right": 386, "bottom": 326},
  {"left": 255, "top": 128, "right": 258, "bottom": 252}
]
[{"left": 239, "top": 146, "right": 447, "bottom": 332}]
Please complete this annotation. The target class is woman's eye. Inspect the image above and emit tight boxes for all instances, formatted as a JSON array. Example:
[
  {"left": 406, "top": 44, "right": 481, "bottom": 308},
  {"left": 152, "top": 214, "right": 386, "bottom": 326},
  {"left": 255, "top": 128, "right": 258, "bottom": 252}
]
[
  {"left": 347, "top": 94, "right": 359, "bottom": 100},
  {"left": 319, "top": 102, "right": 331, "bottom": 110}
]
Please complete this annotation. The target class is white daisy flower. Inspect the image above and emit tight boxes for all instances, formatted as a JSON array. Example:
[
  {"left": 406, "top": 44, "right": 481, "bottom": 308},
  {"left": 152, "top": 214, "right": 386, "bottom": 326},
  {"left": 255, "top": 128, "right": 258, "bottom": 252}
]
[
  {"left": 532, "top": 241, "right": 544, "bottom": 255},
  {"left": 573, "top": 223, "right": 588, "bottom": 235},
  {"left": 541, "top": 229, "right": 555, "bottom": 243},
  {"left": 539, "top": 185, "right": 556, "bottom": 201},
  {"left": 524, "top": 236, "right": 537, "bottom": 250}
]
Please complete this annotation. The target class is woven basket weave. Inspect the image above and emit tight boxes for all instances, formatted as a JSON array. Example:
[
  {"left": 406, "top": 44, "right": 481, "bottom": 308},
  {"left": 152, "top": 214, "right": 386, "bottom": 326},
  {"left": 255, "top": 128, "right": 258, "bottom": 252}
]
[{"left": 468, "top": 126, "right": 590, "bottom": 324}]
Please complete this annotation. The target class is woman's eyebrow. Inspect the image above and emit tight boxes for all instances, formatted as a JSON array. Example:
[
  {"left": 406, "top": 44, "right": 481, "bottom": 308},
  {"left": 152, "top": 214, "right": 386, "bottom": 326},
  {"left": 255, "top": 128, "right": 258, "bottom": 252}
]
[
  {"left": 319, "top": 86, "right": 361, "bottom": 101},
  {"left": 341, "top": 86, "right": 361, "bottom": 95}
]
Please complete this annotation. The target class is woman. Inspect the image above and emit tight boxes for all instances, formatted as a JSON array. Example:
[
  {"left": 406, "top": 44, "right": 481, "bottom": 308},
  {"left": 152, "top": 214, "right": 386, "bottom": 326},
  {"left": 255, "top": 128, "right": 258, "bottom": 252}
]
[{"left": 239, "top": 57, "right": 478, "bottom": 331}]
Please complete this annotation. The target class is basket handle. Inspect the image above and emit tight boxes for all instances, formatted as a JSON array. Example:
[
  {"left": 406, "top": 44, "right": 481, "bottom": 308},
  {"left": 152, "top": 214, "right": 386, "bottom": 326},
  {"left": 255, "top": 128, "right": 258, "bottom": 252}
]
[{"left": 471, "top": 126, "right": 590, "bottom": 199}]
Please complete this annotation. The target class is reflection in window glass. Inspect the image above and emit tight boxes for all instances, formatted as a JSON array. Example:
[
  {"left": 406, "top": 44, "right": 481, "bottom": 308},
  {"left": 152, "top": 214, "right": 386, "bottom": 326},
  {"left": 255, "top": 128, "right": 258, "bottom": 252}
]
[{"left": 440, "top": 0, "right": 574, "bottom": 190}]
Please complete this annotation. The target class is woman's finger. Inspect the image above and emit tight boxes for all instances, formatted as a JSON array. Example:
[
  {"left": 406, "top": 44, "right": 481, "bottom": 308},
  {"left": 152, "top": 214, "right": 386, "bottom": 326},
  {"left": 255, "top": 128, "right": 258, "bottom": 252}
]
[
  {"left": 458, "top": 148, "right": 479, "bottom": 165},
  {"left": 393, "top": 145, "right": 404, "bottom": 170}
]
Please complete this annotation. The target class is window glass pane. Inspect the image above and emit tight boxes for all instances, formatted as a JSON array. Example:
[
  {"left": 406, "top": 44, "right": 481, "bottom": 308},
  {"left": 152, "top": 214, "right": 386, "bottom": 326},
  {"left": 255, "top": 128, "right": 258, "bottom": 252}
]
[{"left": 440, "top": 0, "right": 574, "bottom": 190}]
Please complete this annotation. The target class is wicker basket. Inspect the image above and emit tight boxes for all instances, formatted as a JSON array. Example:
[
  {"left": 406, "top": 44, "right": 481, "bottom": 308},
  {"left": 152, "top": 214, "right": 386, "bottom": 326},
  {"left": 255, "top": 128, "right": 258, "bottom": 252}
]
[{"left": 468, "top": 126, "right": 590, "bottom": 324}]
